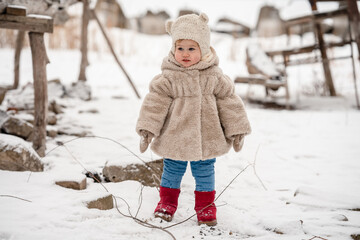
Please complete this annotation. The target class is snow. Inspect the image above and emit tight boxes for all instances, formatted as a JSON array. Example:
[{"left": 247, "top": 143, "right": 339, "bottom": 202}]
[
  {"left": 27, "top": 14, "right": 52, "bottom": 20},
  {"left": 0, "top": 133, "right": 38, "bottom": 157},
  {"left": 247, "top": 42, "right": 280, "bottom": 77},
  {"left": 8, "top": 5, "right": 26, "bottom": 10},
  {"left": 1, "top": 2, "right": 360, "bottom": 239}
]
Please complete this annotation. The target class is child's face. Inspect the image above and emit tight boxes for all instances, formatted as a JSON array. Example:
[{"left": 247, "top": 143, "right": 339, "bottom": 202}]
[{"left": 174, "top": 39, "right": 201, "bottom": 68}]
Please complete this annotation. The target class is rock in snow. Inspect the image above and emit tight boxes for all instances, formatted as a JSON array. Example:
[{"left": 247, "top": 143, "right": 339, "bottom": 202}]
[
  {"left": 86, "top": 194, "right": 113, "bottom": 210},
  {"left": 103, "top": 159, "right": 163, "bottom": 187},
  {"left": 0, "top": 133, "right": 43, "bottom": 171}
]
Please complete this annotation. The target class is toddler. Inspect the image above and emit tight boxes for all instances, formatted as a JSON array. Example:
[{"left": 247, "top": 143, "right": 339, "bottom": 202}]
[{"left": 136, "top": 13, "right": 251, "bottom": 226}]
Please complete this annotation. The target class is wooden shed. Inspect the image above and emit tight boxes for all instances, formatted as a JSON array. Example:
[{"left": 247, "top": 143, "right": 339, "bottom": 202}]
[
  {"left": 255, "top": 5, "right": 285, "bottom": 37},
  {"left": 138, "top": 10, "right": 170, "bottom": 35},
  {"left": 213, "top": 17, "right": 250, "bottom": 38},
  {"left": 94, "top": 0, "right": 127, "bottom": 28}
]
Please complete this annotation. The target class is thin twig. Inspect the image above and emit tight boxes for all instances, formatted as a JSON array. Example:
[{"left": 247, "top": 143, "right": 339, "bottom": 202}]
[
  {"left": 215, "top": 163, "right": 252, "bottom": 201},
  {"left": 112, "top": 195, "right": 176, "bottom": 239},
  {"left": 135, "top": 185, "right": 145, "bottom": 218},
  {"left": 164, "top": 164, "right": 253, "bottom": 229},
  {"left": 251, "top": 145, "right": 267, "bottom": 191},
  {"left": 46, "top": 136, "right": 161, "bottom": 176},
  {"left": 0, "top": 195, "right": 32, "bottom": 202},
  {"left": 45, "top": 135, "right": 265, "bottom": 239},
  {"left": 26, "top": 171, "right": 32, "bottom": 183},
  {"left": 51, "top": 139, "right": 176, "bottom": 240},
  {"left": 308, "top": 236, "right": 329, "bottom": 240}
]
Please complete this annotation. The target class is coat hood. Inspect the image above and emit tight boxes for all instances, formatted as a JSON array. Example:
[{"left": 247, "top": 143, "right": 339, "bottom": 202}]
[{"left": 161, "top": 47, "right": 219, "bottom": 72}]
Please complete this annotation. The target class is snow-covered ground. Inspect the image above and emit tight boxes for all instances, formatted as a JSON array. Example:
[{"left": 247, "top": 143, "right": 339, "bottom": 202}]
[{"left": 1, "top": 16, "right": 360, "bottom": 240}]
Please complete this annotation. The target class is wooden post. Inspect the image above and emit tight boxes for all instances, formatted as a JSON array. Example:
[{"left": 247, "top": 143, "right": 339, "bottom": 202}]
[
  {"left": 13, "top": 30, "right": 25, "bottom": 90},
  {"left": 1, "top": 13, "right": 53, "bottom": 156},
  {"left": 29, "top": 32, "right": 49, "bottom": 157},
  {"left": 309, "top": 0, "right": 336, "bottom": 96},
  {"left": 346, "top": 0, "right": 360, "bottom": 60},
  {"left": 78, "top": 0, "right": 90, "bottom": 81},
  {"left": 90, "top": 9, "right": 141, "bottom": 99},
  {"left": 347, "top": 9, "right": 360, "bottom": 109}
]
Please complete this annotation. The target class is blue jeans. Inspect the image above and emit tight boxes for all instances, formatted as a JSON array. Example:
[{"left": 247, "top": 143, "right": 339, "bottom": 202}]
[{"left": 160, "top": 158, "right": 216, "bottom": 192}]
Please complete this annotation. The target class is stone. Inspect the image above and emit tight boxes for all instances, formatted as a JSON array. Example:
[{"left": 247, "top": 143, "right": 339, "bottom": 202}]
[
  {"left": 0, "top": 87, "right": 7, "bottom": 105},
  {"left": 47, "top": 112, "right": 57, "bottom": 125},
  {"left": 78, "top": 108, "right": 99, "bottom": 114},
  {"left": 57, "top": 124, "right": 91, "bottom": 137},
  {"left": 47, "top": 126, "right": 58, "bottom": 138},
  {"left": 0, "top": 110, "right": 9, "bottom": 126},
  {"left": 1, "top": 116, "right": 33, "bottom": 140},
  {"left": 87, "top": 194, "right": 113, "bottom": 210},
  {"left": 103, "top": 158, "right": 163, "bottom": 187},
  {"left": 55, "top": 178, "right": 87, "bottom": 190},
  {"left": 48, "top": 79, "right": 66, "bottom": 99},
  {"left": 66, "top": 81, "right": 91, "bottom": 101},
  {"left": 48, "top": 100, "right": 64, "bottom": 114},
  {"left": 4, "top": 83, "right": 34, "bottom": 111},
  {"left": 352, "top": 234, "right": 360, "bottom": 240},
  {"left": 0, "top": 133, "right": 43, "bottom": 172}
]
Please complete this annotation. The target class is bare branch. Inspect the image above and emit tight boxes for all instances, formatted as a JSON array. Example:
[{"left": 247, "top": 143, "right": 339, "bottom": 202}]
[
  {"left": 308, "top": 236, "right": 329, "bottom": 240},
  {"left": 43, "top": 135, "right": 268, "bottom": 239},
  {"left": 46, "top": 136, "right": 162, "bottom": 176},
  {"left": 165, "top": 164, "right": 253, "bottom": 229},
  {"left": 135, "top": 185, "right": 145, "bottom": 218},
  {"left": 0, "top": 194, "right": 32, "bottom": 202},
  {"left": 47, "top": 137, "right": 176, "bottom": 240},
  {"left": 251, "top": 144, "right": 268, "bottom": 191}
]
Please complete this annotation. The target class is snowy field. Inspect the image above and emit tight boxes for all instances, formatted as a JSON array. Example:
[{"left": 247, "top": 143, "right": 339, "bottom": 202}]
[{"left": 1, "top": 5, "right": 360, "bottom": 240}]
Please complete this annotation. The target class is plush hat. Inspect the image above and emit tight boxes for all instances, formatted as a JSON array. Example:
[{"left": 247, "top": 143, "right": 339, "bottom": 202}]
[{"left": 165, "top": 13, "right": 211, "bottom": 58}]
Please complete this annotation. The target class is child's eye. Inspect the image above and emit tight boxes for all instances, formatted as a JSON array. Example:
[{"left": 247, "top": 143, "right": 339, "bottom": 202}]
[
  {"left": 189, "top": 48, "right": 195, "bottom": 51},
  {"left": 177, "top": 47, "right": 183, "bottom": 51}
]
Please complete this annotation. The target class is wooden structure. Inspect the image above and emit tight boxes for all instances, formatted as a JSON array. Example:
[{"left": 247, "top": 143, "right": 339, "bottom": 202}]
[
  {"left": 267, "top": 3, "right": 360, "bottom": 108},
  {"left": 78, "top": 0, "right": 141, "bottom": 98},
  {"left": 0, "top": 6, "right": 53, "bottom": 156},
  {"left": 234, "top": 44, "right": 290, "bottom": 108},
  {"left": 94, "top": 0, "right": 127, "bottom": 29},
  {"left": 255, "top": 5, "right": 285, "bottom": 37},
  {"left": 213, "top": 18, "right": 250, "bottom": 38},
  {"left": 78, "top": 0, "right": 89, "bottom": 81}
]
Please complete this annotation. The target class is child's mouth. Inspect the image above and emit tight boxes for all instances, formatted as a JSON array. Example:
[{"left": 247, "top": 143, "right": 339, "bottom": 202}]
[{"left": 183, "top": 59, "right": 190, "bottom": 62}]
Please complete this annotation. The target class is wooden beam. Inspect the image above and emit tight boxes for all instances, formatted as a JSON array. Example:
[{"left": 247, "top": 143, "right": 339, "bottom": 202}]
[
  {"left": 90, "top": 9, "right": 141, "bottom": 99},
  {"left": 6, "top": 5, "right": 26, "bottom": 16},
  {"left": 29, "top": 32, "right": 49, "bottom": 157},
  {"left": 314, "top": 6, "right": 347, "bottom": 20},
  {"left": 310, "top": 0, "right": 337, "bottom": 96},
  {"left": 13, "top": 30, "right": 25, "bottom": 90},
  {"left": 78, "top": 0, "right": 90, "bottom": 81},
  {"left": 266, "top": 44, "right": 316, "bottom": 57},
  {"left": 0, "top": 14, "right": 53, "bottom": 33},
  {"left": 346, "top": 0, "right": 360, "bottom": 60},
  {"left": 266, "top": 40, "right": 352, "bottom": 58},
  {"left": 285, "top": 7, "right": 348, "bottom": 27}
]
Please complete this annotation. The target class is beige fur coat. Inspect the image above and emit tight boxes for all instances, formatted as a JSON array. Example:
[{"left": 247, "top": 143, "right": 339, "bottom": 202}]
[{"left": 136, "top": 48, "right": 251, "bottom": 161}]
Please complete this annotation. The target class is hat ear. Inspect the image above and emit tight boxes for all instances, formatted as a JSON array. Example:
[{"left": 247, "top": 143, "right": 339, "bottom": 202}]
[
  {"left": 165, "top": 20, "right": 173, "bottom": 35},
  {"left": 199, "top": 13, "right": 209, "bottom": 23}
]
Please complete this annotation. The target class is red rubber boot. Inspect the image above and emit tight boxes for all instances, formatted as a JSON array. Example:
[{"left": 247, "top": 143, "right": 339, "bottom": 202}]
[
  {"left": 194, "top": 190, "right": 217, "bottom": 226},
  {"left": 154, "top": 187, "right": 180, "bottom": 222}
]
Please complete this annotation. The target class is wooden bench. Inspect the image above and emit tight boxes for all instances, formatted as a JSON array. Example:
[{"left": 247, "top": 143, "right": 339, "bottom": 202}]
[{"left": 234, "top": 44, "right": 290, "bottom": 108}]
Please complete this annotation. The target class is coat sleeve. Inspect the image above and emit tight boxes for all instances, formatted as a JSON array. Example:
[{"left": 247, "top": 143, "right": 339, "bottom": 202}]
[
  {"left": 136, "top": 75, "right": 173, "bottom": 137},
  {"left": 214, "top": 74, "right": 251, "bottom": 139}
]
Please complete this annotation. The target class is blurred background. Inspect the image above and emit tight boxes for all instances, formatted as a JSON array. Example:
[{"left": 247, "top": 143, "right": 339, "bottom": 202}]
[{"left": 1, "top": 0, "right": 359, "bottom": 108}]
